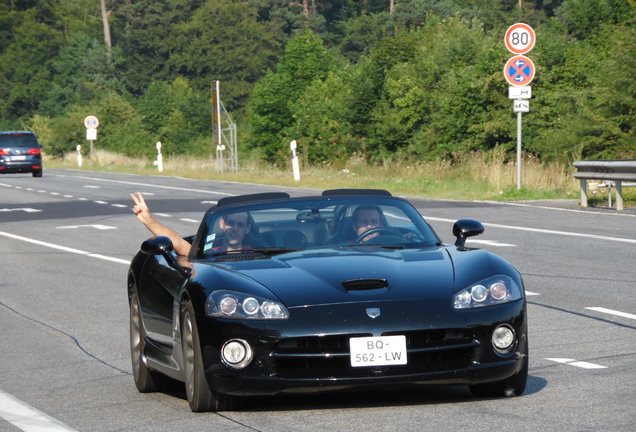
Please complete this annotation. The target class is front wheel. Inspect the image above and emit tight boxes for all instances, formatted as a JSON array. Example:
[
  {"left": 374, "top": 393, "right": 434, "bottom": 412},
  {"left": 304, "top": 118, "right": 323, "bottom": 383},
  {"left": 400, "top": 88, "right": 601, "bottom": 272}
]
[{"left": 181, "top": 301, "right": 241, "bottom": 412}]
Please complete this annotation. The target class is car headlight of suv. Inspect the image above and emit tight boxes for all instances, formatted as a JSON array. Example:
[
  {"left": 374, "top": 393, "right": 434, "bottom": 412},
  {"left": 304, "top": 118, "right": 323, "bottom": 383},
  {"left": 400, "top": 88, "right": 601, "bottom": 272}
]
[
  {"left": 453, "top": 275, "right": 522, "bottom": 309},
  {"left": 206, "top": 290, "right": 289, "bottom": 319}
]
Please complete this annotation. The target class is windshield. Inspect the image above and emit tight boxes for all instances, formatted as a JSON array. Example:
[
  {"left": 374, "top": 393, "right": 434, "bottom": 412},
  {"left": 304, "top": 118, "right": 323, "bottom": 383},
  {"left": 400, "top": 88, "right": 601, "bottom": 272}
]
[{"left": 194, "top": 196, "right": 440, "bottom": 259}]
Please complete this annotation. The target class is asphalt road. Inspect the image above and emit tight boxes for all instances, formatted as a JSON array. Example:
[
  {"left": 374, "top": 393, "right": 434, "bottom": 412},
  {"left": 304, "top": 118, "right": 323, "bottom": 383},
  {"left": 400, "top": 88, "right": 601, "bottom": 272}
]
[{"left": 1, "top": 169, "right": 634, "bottom": 432}]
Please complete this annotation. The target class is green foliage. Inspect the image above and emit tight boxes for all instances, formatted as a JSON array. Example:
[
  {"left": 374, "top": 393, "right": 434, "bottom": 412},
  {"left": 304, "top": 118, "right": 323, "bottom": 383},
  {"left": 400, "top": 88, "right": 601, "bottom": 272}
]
[
  {"left": 2, "top": 0, "right": 635, "bottom": 169},
  {"left": 169, "top": 0, "right": 282, "bottom": 111},
  {"left": 247, "top": 28, "right": 334, "bottom": 161}
]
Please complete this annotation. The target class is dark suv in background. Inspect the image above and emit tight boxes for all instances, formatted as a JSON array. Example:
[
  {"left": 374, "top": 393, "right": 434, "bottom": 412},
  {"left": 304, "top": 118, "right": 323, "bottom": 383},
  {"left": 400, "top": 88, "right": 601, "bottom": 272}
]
[{"left": 0, "top": 131, "right": 43, "bottom": 177}]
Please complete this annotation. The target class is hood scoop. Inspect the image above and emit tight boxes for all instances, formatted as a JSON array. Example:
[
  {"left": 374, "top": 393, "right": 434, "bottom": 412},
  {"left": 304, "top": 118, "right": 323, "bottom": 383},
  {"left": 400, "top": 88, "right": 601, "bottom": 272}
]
[
  {"left": 342, "top": 278, "right": 389, "bottom": 291},
  {"left": 213, "top": 252, "right": 266, "bottom": 262}
]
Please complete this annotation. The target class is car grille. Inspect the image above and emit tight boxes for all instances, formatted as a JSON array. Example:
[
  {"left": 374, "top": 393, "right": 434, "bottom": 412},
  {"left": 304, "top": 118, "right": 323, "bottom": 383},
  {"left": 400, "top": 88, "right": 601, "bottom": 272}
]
[{"left": 271, "top": 329, "right": 478, "bottom": 378}]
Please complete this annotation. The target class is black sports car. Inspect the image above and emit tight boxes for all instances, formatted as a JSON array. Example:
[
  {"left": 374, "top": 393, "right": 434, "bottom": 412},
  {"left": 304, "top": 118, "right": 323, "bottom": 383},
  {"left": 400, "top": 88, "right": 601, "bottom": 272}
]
[{"left": 128, "top": 189, "right": 528, "bottom": 412}]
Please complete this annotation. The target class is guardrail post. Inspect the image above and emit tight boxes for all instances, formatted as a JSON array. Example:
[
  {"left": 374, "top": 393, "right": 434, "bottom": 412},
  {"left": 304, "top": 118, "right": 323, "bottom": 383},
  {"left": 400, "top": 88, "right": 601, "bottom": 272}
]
[
  {"left": 615, "top": 181, "right": 623, "bottom": 211},
  {"left": 579, "top": 179, "right": 588, "bottom": 208}
]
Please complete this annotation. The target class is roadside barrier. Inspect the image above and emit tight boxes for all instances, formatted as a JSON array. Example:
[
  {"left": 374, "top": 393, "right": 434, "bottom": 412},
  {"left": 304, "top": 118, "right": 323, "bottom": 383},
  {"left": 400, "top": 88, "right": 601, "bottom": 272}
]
[{"left": 573, "top": 160, "right": 636, "bottom": 210}]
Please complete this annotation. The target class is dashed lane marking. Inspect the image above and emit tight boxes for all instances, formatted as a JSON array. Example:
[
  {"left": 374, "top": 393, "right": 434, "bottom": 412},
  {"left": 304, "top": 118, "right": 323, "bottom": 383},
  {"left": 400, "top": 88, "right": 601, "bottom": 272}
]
[
  {"left": 467, "top": 239, "right": 516, "bottom": 247},
  {"left": 585, "top": 307, "right": 636, "bottom": 320},
  {"left": 0, "top": 208, "right": 42, "bottom": 213},
  {"left": 546, "top": 358, "right": 607, "bottom": 369},
  {"left": 57, "top": 224, "right": 117, "bottom": 230}
]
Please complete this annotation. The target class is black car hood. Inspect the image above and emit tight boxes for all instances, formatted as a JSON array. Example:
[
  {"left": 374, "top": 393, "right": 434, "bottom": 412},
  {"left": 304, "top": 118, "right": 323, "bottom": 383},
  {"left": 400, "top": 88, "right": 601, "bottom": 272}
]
[{"left": 196, "top": 247, "right": 455, "bottom": 308}]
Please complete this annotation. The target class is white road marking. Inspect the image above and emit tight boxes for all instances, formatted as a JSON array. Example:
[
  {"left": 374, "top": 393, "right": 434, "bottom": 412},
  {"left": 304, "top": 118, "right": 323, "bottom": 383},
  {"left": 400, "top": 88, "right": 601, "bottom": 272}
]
[
  {"left": 466, "top": 239, "right": 516, "bottom": 247},
  {"left": 0, "top": 208, "right": 42, "bottom": 213},
  {"left": 0, "top": 231, "right": 129, "bottom": 265},
  {"left": 585, "top": 307, "right": 636, "bottom": 320},
  {"left": 425, "top": 216, "right": 636, "bottom": 245},
  {"left": 526, "top": 291, "right": 540, "bottom": 296},
  {"left": 0, "top": 388, "right": 79, "bottom": 432},
  {"left": 93, "top": 200, "right": 108, "bottom": 204},
  {"left": 83, "top": 185, "right": 100, "bottom": 188},
  {"left": 56, "top": 174, "right": 236, "bottom": 196},
  {"left": 155, "top": 213, "right": 172, "bottom": 217},
  {"left": 180, "top": 218, "right": 199, "bottom": 223},
  {"left": 546, "top": 358, "right": 607, "bottom": 369},
  {"left": 57, "top": 224, "right": 117, "bottom": 230},
  {"left": 112, "top": 204, "right": 127, "bottom": 208}
]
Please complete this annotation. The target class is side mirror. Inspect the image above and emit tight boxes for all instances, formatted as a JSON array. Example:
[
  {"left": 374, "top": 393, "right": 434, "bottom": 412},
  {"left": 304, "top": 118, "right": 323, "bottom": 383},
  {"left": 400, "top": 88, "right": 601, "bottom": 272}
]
[
  {"left": 141, "top": 236, "right": 174, "bottom": 255},
  {"left": 141, "top": 236, "right": 191, "bottom": 277},
  {"left": 452, "top": 219, "right": 484, "bottom": 249}
]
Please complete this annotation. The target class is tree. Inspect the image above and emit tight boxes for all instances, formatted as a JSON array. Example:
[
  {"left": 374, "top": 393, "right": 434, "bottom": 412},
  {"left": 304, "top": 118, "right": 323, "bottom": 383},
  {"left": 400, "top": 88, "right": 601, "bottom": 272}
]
[
  {"left": 169, "top": 0, "right": 282, "bottom": 112},
  {"left": 247, "top": 28, "right": 334, "bottom": 161}
]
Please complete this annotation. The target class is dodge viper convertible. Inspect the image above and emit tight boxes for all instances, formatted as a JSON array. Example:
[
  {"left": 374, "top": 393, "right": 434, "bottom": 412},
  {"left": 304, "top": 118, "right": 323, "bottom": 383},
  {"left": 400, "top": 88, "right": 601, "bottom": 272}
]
[{"left": 128, "top": 189, "right": 528, "bottom": 412}]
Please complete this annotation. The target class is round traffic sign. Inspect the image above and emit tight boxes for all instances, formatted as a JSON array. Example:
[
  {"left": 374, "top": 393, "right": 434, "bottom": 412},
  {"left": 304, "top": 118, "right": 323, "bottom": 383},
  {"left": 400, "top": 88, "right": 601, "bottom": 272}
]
[
  {"left": 504, "top": 55, "right": 535, "bottom": 86},
  {"left": 84, "top": 115, "right": 99, "bottom": 129},
  {"left": 505, "top": 23, "right": 535, "bottom": 54}
]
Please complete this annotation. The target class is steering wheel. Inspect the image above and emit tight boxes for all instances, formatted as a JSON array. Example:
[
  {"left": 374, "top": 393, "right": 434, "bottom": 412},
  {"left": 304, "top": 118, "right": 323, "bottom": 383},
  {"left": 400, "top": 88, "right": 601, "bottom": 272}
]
[{"left": 355, "top": 227, "right": 403, "bottom": 244}]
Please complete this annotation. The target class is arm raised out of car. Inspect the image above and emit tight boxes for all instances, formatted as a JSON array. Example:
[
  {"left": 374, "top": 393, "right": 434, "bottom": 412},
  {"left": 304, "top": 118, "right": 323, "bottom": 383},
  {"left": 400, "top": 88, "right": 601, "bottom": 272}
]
[{"left": 131, "top": 192, "right": 192, "bottom": 257}]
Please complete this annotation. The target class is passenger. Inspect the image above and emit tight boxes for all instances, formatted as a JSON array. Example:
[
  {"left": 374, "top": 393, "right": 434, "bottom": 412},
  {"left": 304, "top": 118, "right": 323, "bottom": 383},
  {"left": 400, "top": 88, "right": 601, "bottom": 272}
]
[{"left": 131, "top": 192, "right": 252, "bottom": 256}]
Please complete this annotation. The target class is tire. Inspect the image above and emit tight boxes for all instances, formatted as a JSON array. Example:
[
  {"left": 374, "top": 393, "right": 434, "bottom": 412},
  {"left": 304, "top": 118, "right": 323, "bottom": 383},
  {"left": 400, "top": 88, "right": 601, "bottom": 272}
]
[
  {"left": 181, "top": 301, "right": 241, "bottom": 412},
  {"left": 32, "top": 170, "right": 42, "bottom": 177},
  {"left": 129, "top": 291, "right": 169, "bottom": 392},
  {"left": 469, "top": 345, "right": 529, "bottom": 398}
]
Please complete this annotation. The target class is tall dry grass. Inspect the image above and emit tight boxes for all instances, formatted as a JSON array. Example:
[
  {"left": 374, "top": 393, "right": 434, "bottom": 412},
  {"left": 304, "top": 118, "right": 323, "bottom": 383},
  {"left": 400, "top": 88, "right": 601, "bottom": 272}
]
[{"left": 48, "top": 147, "right": 579, "bottom": 200}]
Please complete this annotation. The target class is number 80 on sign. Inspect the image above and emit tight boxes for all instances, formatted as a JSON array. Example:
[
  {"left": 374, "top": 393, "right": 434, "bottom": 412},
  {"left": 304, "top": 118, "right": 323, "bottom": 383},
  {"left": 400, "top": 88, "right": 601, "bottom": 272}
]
[{"left": 505, "top": 23, "right": 535, "bottom": 55}]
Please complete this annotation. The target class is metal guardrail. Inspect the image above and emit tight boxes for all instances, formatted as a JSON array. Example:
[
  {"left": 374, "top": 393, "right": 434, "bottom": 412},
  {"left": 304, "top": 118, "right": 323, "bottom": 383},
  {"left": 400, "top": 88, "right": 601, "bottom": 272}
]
[{"left": 573, "top": 160, "right": 636, "bottom": 210}]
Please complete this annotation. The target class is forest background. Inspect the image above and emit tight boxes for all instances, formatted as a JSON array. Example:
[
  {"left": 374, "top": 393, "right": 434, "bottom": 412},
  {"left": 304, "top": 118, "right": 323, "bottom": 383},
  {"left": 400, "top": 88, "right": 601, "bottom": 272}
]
[{"left": 1, "top": 0, "right": 635, "bottom": 180}]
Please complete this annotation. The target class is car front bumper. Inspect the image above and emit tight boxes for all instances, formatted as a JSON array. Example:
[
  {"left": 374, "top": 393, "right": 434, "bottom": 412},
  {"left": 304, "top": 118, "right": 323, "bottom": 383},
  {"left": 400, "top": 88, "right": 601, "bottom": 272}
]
[{"left": 196, "top": 299, "right": 528, "bottom": 396}]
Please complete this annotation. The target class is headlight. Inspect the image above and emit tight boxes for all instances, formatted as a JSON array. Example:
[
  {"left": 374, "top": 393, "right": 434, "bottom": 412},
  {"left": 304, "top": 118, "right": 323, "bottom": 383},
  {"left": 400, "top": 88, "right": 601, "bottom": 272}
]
[
  {"left": 453, "top": 275, "right": 522, "bottom": 309},
  {"left": 206, "top": 290, "right": 289, "bottom": 320}
]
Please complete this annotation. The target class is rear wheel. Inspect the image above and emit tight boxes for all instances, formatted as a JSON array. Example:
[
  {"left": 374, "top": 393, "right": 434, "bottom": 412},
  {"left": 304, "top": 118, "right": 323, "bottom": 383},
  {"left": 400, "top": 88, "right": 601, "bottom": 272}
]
[
  {"left": 32, "top": 170, "right": 42, "bottom": 177},
  {"left": 129, "top": 291, "right": 169, "bottom": 392},
  {"left": 181, "top": 301, "right": 241, "bottom": 412}
]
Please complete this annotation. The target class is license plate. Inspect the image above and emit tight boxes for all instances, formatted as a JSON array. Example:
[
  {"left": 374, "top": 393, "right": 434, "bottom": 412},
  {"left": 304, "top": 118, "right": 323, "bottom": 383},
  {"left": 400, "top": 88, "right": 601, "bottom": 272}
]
[
  {"left": 12, "top": 156, "right": 26, "bottom": 161},
  {"left": 350, "top": 335, "right": 407, "bottom": 367}
]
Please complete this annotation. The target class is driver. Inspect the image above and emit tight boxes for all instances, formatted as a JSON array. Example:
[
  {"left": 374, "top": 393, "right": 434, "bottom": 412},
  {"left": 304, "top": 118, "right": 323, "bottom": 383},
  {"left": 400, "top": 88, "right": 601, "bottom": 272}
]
[{"left": 351, "top": 205, "right": 385, "bottom": 242}]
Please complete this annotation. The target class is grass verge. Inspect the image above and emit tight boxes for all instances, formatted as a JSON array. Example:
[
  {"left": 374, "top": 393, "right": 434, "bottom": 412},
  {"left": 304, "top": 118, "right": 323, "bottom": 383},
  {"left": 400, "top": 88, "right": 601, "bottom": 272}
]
[{"left": 44, "top": 148, "right": 636, "bottom": 207}]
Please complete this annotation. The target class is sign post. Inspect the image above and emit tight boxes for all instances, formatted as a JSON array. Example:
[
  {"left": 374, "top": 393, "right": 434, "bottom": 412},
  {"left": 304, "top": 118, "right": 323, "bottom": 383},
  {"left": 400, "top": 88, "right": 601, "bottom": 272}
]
[
  {"left": 503, "top": 23, "right": 535, "bottom": 190},
  {"left": 84, "top": 115, "right": 99, "bottom": 160}
]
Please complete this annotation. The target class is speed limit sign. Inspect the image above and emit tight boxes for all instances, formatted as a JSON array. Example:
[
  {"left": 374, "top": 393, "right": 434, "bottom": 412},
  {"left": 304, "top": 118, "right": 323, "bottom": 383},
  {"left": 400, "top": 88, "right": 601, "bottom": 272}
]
[{"left": 504, "top": 23, "right": 535, "bottom": 55}]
